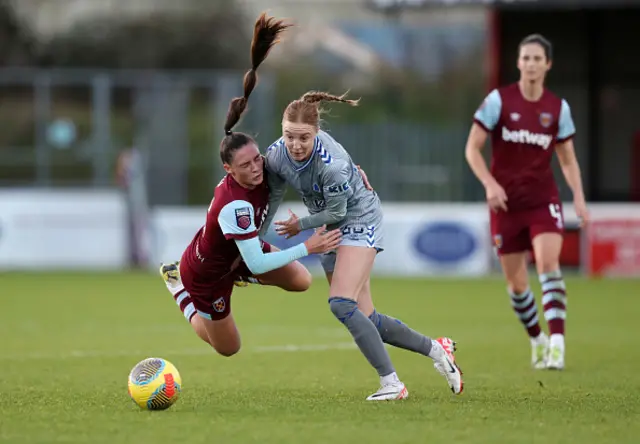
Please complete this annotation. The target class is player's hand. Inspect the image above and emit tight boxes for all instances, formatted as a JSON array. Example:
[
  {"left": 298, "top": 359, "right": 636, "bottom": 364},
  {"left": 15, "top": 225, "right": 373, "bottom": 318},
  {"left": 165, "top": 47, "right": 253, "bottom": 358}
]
[
  {"left": 574, "top": 198, "right": 589, "bottom": 226},
  {"left": 274, "top": 209, "right": 302, "bottom": 239},
  {"left": 357, "top": 165, "right": 373, "bottom": 191},
  {"left": 303, "top": 225, "right": 342, "bottom": 255},
  {"left": 486, "top": 181, "right": 508, "bottom": 212}
]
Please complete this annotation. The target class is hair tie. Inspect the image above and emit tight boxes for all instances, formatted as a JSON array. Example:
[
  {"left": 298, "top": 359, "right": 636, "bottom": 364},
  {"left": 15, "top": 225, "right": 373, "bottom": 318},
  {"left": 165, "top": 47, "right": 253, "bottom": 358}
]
[{"left": 225, "top": 130, "right": 232, "bottom": 136}]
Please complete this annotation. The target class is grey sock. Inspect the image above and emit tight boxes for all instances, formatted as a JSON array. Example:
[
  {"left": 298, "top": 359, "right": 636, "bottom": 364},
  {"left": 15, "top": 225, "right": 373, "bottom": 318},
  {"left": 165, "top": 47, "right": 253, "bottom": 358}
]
[
  {"left": 329, "top": 297, "right": 395, "bottom": 377},
  {"left": 369, "top": 310, "right": 433, "bottom": 357}
]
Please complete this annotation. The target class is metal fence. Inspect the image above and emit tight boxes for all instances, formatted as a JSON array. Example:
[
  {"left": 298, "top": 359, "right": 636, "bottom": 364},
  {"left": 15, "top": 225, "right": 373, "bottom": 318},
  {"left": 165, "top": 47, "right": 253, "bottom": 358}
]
[
  {"left": 0, "top": 68, "right": 277, "bottom": 204},
  {"left": 0, "top": 68, "right": 492, "bottom": 205}
]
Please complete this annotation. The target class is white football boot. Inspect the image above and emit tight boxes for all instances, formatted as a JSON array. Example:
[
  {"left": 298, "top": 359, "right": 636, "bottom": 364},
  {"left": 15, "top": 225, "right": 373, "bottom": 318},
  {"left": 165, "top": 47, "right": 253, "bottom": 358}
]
[
  {"left": 531, "top": 333, "right": 550, "bottom": 370},
  {"left": 160, "top": 260, "right": 254, "bottom": 289},
  {"left": 366, "top": 373, "right": 409, "bottom": 401},
  {"left": 160, "top": 261, "right": 182, "bottom": 290},
  {"left": 546, "top": 334, "right": 565, "bottom": 370},
  {"left": 233, "top": 276, "right": 260, "bottom": 287},
  {"left": 433, "top": 337, "right": 464, "bottom": 394}
]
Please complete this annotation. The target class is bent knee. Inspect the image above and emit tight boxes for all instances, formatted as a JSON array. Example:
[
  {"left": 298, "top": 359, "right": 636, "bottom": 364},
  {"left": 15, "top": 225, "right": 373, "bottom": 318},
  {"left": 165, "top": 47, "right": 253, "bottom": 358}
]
[
  {"left": 285, "top": 269, "right": 312, "bottom": 292},
  {"left": 213, "top": 344, "right": 241, "bottom": 357},
  {"left": 328, "top": 297, "right": 357, "bottom": 323},
  {"left": 501, "top": 260, "right": 529, "bottom": 293},
  {"left": 211, "top": 331, "right": 241, "bottom": 357},
  {"left": 504, "top": 272, "right": 529, "bottom": 294},
  {"left": 537, "top": 261, "right": 560, "bottom": 275},
  {"left": 508, "top": 282, "right": 530, "bottom": 295},
  {"left": 505, "top": 270, "right": 530, "bottom": 294},
  {"left": 293, "top": 270, "right": 312, "bottom": 291}
]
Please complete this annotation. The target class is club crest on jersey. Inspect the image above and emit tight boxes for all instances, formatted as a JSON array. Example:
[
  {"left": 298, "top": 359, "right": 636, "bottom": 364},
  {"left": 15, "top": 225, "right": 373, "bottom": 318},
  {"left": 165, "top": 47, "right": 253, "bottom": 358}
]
[
  {"left": 493, "top": 234, "right": 503, "bottom": 249},
  {"left": 212, "top": 297, "right": 226, "bottom": 313},
  {"left": 539, "top": 112, "right": 553, "bottom": 128},
  {"left": 235, "top": 207, "right": 252, "bottom": 230}
]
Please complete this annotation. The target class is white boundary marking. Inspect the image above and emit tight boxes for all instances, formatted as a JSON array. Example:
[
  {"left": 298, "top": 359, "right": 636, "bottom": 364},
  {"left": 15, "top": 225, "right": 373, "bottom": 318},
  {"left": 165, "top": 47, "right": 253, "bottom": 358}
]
[
  {"left": 254, "top": 342, "right": 356, "bottom": 353},
  {"left": 0, "top": 342, "right": 357, "bottom": 361}
]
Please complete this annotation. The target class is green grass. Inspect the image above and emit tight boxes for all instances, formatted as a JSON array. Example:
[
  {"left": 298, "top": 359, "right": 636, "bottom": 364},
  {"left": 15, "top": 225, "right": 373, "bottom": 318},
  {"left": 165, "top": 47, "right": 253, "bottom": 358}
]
[{"left": 1, "top": 272, "right": 639, "bottom": 443}]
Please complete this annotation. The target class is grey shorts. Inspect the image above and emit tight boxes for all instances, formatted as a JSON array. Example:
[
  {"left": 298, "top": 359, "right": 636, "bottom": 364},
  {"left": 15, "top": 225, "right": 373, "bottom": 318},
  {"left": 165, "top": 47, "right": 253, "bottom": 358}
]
[{"left": 319, "top": 217, "right": 384, "bottom": 274}]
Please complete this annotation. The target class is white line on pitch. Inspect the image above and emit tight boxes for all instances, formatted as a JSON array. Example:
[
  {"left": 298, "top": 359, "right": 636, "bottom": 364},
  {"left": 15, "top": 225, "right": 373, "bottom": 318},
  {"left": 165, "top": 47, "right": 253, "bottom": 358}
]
[
  {"left": 0, "top": 342, "right": 357, "bottom": 361},
  {"left": 253, "top": 342, "right": 356, "bottom": 353}
]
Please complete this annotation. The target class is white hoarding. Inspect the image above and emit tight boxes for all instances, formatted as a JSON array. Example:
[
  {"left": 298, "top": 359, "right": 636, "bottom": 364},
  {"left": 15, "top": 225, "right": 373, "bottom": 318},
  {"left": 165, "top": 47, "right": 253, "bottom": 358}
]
[{"left": 0, "top": 189, "right": 128, "bottom": 269}]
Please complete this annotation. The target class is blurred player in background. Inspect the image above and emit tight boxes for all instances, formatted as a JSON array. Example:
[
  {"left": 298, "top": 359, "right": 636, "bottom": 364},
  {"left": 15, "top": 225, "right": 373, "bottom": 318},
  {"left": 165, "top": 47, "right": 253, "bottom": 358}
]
[
  {"left": 160, "top": 13, "right": 341, "bottom": 358},
  {"left": 465, "top": 34, "right": 589, "bottom": 370},
  {"left": 264, "top": 92, "right": 463, "bottom": 400}
]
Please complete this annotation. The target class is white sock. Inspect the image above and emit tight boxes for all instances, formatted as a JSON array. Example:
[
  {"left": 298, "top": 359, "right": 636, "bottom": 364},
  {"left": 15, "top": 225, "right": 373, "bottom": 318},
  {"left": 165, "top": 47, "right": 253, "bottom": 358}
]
[
  {"left": 381, "top": 372, "right": 400, "bottom": 386},
  {"left": 428, "top": 340, "right": 444, "bottom": 360},
  {"left": 550, "top": 334, "right": 564, "bottom": 348},
  {"left": 165, "top": 281, "right": 184, "bottom": 296},
  {"left": 531, "top": 332, "right": 548, "bottom": 344}
]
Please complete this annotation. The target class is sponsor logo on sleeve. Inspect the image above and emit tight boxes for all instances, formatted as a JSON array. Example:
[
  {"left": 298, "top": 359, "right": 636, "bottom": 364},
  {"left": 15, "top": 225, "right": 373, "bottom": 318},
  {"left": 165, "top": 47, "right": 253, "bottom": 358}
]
[{"left": 235, "top": 207, "right": 252, "bottom": 230}]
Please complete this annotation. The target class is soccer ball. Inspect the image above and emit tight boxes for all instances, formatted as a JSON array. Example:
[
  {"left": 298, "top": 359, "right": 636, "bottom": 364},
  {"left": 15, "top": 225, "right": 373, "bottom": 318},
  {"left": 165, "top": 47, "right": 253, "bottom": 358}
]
[{"left": 127, "top": 357, "right": 182, "bottom": 410}]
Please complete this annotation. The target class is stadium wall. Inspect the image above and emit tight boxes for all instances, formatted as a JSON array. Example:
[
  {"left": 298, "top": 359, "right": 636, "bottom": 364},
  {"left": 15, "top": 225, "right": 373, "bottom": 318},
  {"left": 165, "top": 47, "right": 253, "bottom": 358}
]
[
  {"left": 151, "top": 202, "right": 640, "bottom": 278},
  {"left": 2, "top": 188, "right": 635, "bottom": 278}
]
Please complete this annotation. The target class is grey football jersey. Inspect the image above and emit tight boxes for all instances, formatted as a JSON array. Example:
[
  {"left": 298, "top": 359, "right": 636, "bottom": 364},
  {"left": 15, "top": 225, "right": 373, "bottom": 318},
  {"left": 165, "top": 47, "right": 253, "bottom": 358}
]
[{"left": 263, "top": 130, "right": 383, "bottom": 234}]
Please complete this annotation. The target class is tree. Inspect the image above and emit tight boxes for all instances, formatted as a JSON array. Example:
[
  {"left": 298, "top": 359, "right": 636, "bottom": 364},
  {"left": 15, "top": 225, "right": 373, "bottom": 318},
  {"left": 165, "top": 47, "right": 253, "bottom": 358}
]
[
  {"left": 0, "top": 0, "right": 36, "bottom": 66},
  {"left": 39, "top": 4, "right": 251, "bottom": 69}
]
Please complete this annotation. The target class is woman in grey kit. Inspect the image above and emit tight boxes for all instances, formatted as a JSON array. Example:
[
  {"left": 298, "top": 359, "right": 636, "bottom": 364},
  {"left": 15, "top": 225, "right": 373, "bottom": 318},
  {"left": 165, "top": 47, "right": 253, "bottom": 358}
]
[{"left": 264, "top": 91, "right": 464, "bottom": 400}]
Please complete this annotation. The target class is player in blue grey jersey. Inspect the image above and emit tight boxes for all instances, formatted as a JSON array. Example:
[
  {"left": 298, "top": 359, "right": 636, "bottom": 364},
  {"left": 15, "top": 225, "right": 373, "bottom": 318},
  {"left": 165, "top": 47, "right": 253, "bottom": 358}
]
[{"left": 263, "top": 90, "right": 464, "bottom": 400}]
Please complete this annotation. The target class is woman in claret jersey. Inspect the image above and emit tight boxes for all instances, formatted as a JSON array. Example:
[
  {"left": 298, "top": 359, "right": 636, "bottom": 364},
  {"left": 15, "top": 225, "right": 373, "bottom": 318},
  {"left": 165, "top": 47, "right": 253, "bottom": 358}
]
[
  {"left": 465, "top": 34, "right": 589, "bottom": 371},
  {"left": 159, "top": 13, "right": 341, "bottom": 359}
]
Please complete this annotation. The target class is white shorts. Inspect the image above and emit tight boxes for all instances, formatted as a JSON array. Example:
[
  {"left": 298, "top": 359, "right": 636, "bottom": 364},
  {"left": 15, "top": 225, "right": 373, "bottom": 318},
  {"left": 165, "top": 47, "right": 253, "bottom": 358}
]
[{"left": 320, "top": 217, "right": 384, "bottom": 273}]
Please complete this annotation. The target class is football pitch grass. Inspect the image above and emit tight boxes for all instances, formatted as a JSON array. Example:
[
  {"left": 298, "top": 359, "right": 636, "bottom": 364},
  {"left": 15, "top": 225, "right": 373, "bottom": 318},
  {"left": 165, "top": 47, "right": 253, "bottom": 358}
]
[{"left": 1, "top": 272, "right": 638, "bottom": 444}]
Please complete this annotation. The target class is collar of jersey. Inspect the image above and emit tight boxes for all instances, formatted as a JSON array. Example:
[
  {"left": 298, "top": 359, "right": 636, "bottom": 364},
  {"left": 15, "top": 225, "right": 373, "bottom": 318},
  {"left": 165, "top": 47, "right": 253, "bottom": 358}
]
[{"left": 284, "top": 136, "right": 319, "bottom": 172}]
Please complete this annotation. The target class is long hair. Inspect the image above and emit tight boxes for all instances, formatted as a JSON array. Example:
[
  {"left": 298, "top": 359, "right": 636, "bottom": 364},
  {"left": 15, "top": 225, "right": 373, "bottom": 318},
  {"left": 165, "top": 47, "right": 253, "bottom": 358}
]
[{"left": 220, "top": 13, "right": 292, "bottom": 164}]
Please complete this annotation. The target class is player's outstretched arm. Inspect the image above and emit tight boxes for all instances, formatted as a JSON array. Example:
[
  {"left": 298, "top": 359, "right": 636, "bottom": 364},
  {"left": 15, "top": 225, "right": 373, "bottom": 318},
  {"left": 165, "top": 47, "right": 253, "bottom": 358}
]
[
  {"left": 235, "top": 237, "right": 307, "bottom": 275},
  {"left": 219, "top": 200, "right": 341, "bottom": 275},
  {"left": 297, "top": 160, "right": 350, "bottom": 231},
  {"left": 235, "top": 226, "right": 341, "bottom": 275}
]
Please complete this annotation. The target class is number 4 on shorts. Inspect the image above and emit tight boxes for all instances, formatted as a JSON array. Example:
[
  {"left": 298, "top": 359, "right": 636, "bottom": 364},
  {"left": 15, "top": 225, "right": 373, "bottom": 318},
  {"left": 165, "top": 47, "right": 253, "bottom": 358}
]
[{"left": 548, "top": 203, "right": 563, "bottom": 229}]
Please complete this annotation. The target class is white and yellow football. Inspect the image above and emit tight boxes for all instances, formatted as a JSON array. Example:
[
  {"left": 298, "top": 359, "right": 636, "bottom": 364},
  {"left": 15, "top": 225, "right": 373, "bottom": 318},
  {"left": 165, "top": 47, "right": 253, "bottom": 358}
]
[{"left": 127, "top": 357, "right": 182, "bottom": 410}]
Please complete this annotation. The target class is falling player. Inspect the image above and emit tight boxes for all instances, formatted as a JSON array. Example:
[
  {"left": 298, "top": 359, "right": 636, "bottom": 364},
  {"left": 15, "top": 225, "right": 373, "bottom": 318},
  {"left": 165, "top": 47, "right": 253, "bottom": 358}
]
[
  {"left": 263, "top": 92, "right": 463, "bottom": 401},
  {"left": 465, "top": 34, "right": 589, "bottom": 370},
  {"left": 160, "top": 13, "right": 341, "bottom": 357}
]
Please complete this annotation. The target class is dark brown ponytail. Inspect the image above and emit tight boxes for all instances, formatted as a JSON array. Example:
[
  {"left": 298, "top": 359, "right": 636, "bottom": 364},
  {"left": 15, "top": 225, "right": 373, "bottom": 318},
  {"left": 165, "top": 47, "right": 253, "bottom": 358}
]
[{"left": 220, "top": 13, "right": 292, "bottom": 164}]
